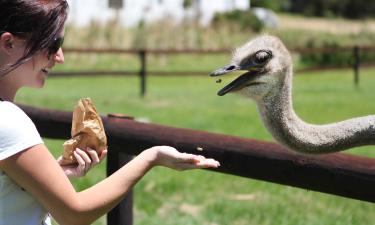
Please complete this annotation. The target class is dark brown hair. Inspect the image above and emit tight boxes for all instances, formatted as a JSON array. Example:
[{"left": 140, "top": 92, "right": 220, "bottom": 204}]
[{"left": 0, "top": 0, "right": 69, "bottom": 77}]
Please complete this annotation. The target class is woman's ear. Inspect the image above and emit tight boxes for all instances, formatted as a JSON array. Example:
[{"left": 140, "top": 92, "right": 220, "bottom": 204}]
[{"left": 0, "top": 32, "right": 15, "bottom": 54}]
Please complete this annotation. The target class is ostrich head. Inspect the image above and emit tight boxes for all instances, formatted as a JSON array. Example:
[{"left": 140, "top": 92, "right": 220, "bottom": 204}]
[{"left": 210, "top": 35, "right": 292, "bottom": 100}]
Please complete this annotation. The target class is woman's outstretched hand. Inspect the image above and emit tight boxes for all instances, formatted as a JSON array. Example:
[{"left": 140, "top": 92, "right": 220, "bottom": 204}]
[
  {"left": 146, "top": 146, "right": 220, "bottom": 171},
  {"left": 57, "top": 148, "right": 108, "bottom": 178}
]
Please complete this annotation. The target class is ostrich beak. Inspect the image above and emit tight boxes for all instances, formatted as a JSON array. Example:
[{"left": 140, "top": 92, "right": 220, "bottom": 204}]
[
  {"left": 209, "top": 64, "right": 242, "bottom": 76},
  {"left": 210, "top": 63, "right": 261, "bottom": 96}
]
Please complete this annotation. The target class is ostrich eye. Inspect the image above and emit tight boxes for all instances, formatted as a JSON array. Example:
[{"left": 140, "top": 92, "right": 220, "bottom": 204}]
[{"left": 254, "top": 50, "right": 272, "bottom": 64}]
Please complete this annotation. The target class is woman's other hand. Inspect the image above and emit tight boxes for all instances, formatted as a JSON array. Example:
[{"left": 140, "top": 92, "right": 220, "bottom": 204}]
[
  {"left": 145, "top": 146, "right": 220, "bottom": 171},
  {"left": 57, "top": 148, "right": 108, "bottom": 178}
]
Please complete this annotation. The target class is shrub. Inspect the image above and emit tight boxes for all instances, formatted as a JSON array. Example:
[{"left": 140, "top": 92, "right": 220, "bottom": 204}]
[
  {"left": 212, "top": 10, "right": 264, "bottom": 32},
  {"left": 299, "top": 37, "right": 375, "bottom": 67},
  {"left": 251, "top": 0, "right": 288, "bottom": 12},
  {"left": 287, "top": 0, "right": 375, "bottom": 19}
]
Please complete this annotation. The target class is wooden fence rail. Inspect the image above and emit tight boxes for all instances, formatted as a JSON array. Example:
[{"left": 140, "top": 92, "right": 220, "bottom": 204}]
[
  {"left": 19, "top": 104, "right": 375, "bottom": 225},
  {"left": 51, "top": 46, "right": 375, "bottom": 97}
]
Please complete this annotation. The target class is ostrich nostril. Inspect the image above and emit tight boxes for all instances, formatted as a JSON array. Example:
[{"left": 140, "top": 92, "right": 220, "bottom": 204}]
[{"left": 226, "top": 66, "right": 236, "bottom": 71}]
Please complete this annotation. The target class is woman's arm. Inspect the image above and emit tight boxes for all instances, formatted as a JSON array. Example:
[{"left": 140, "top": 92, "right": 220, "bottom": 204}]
[{"left": 0, "top": 144, "right": 219, "bottom": 225}]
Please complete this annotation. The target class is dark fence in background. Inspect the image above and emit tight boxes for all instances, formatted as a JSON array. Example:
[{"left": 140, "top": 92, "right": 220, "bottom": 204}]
[
  {"left": 20, "top": 104, "right": 375, "bottom": 225},
  {"left": 50, "top": 46, "right": 375, "bottom": 97}
]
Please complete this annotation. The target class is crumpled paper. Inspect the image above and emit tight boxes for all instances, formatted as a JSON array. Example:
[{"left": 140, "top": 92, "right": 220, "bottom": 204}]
[{"left": 61, "top": 98, "right": 107, "bottom": 165}]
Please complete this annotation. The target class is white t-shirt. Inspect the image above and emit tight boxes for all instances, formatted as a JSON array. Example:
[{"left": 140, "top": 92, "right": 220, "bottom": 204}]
[{"left": 0, "top": 101, "right": 51, "bottom": 225}]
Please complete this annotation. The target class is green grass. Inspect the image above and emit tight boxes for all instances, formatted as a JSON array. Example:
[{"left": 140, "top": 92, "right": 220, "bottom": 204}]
[{"left": 16, "top": 68, "right": 375, "bottom": 225}]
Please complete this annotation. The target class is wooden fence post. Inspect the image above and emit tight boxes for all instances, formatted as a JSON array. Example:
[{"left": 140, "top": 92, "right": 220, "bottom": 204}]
[
  {"left": 353, "top": 46, "right": 360, "bottom": 86},
  {"left": 139, "top": 50, "right": 147, "bottom": 97},
  {"left": 107, "top": 151, "right": 134, "bottom": 225}
]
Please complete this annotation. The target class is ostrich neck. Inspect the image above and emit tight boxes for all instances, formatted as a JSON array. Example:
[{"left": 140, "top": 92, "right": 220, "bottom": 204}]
[{"left": 256, "top": 68, "right": 375, "bottom": 153}]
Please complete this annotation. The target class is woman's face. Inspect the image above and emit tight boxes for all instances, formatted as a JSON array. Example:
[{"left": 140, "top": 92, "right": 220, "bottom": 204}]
[{"left": 10, "top": 32, "right": 65, "bottom": 88}]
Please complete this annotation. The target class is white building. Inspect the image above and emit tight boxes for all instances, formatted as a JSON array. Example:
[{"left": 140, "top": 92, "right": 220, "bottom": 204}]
[{"left": 66, "top": 0, "right": 249, "bottom": 27}]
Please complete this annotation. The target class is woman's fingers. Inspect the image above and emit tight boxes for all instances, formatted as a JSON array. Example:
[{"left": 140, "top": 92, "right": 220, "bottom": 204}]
[
  {"left": 195, "top": 158, "right": 220, "bottom": 167},
  {"left": 73, "top": 149, "right": 88, "bottom": 174},
  {"left": 99, "top": 149, "right": 108, "bottom": 161},
  {"left": 86, "top": 148, "right": 100, "bottom": 166},
  {"left": 179, "top": 153, "right": 219, "bottom": 166},
  {"left": 148, "top": 145, "right": 220, "bottom": 171},
  {"left": 177, "top": 153, "right": 202, "bottom": 162},
  {"left": 175, "top": 153, "right": 220, "bottom": 169},
  {"left": 175, "top": 159, "right": 220, "bottom": 170},
  {"left": 75, "top": 148, "right": 92, "bottom": 164}
]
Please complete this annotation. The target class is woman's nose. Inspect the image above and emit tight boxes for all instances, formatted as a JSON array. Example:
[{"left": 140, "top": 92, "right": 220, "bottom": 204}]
[{"left": 54, "top": 48, "right": 64, "bottom": 64}]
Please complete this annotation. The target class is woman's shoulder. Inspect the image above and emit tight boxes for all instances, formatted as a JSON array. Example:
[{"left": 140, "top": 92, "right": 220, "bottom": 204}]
[
  {"left": 0, "top": 101, "right": 29, "bottom": 121},
  {"left": 0, "top": 102, "right": 43, "bottom": 160},
  {"left": 0, "top": 100, "right": 23, "bottom": 111},
  {"left": 0, "top": 101, "right": 38, "bottom": 135}
]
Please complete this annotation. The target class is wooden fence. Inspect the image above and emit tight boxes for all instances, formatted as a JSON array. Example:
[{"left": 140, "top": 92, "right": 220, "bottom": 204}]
[
  {"left": 19, "top": 104, "right": 375, "bottom": 225},
  {"left": 50, "top": 46, "right": 375, "bottom": 97}
]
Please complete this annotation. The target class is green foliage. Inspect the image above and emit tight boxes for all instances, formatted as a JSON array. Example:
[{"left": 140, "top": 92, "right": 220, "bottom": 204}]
[
  {"left": 287, "top": 0, "right": 375, "bottom": 19},
  {"left": 297, "top": 36, "right": 375, "bottom": 67},
  {"left": 251, "top": 0, "right": 288, "bottom": 11},
  {"left": 301, "top": 38, "right": 353, "bottom": 67},
  {"left": 212, "top": 9, "right": 264, "bottom": 32},
  {"left": 182, "top": 0, "right": 193, "bottom": 9}
]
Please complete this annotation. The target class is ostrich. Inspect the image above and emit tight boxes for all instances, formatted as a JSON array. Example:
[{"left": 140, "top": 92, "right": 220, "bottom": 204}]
[{"left": 210, "top": 35, "right": 375, "bottom": 154}]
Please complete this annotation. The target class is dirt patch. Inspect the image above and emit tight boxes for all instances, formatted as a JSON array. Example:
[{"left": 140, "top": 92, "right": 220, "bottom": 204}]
[
  {"left": 179, "top": 203, "right": 203, "bottom": 216},
  {"left": 228, "top": 193, "right": 257, "bottom": 201}
]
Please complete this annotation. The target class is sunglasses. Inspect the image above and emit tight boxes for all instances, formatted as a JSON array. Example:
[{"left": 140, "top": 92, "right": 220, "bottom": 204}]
[{"left": 48, "top": 36, "right": 64, "bottom": 56}]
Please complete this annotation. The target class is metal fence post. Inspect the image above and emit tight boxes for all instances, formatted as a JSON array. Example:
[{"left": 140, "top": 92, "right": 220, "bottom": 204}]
[
  {"left": 139, "top": 50, "right": 147, "bottom": 97},
  {"left": 353, "top": 46, "right": 360, "bottom": 86},
  {"left": 107, "top": 151, "right": 134, "bottom": 225}
]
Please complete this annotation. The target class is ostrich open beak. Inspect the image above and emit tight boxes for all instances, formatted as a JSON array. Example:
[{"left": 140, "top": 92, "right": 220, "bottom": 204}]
[{"left": 210, "top": 63, "right": 261, "bottom": 96}]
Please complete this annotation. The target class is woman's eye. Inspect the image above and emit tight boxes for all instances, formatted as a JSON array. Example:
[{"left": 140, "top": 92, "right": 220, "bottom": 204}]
[{"left": 254, "top": 50, "right": 271, "bottom": 64}]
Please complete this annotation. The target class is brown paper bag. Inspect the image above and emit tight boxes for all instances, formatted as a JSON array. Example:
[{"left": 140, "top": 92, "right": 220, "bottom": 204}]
[{"left": 61, "top": 98, "right": 107, "bottom": 165}]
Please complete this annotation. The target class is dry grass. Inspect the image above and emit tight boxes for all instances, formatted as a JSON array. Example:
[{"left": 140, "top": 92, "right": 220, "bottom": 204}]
[
  {"left": 64, "top": 18, "right": 257, "bottom": 49},
  {"left": 278, "top": 14, "right": 375, "bottom": 34},
  {"left": 64, "top": 14, "right": 375, "bottom": 52}
]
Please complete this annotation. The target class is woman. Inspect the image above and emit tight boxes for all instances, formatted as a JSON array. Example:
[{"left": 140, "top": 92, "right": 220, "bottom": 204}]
[{"left": 0, "top": 1, "right": 220, "bottom": 225}]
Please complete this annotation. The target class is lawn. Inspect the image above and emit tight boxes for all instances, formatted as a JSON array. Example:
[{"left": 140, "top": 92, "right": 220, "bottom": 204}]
[{"left": 16, "top": 67, "right": 375, "bottom": 225}]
